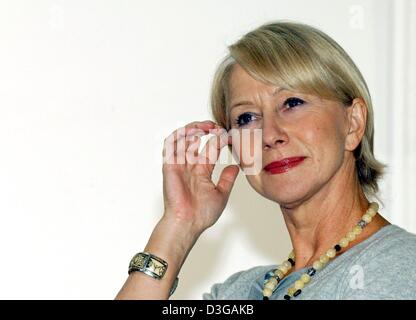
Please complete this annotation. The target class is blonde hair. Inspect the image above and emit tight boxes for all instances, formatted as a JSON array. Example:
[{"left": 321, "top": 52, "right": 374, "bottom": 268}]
[{"left": 210, "top": 21, "right": 387, "bottom": 204}]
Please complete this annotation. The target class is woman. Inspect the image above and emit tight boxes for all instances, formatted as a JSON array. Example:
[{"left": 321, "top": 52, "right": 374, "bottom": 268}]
[{"left": 116, "top": 21, "right": 416, "bottom": 300}]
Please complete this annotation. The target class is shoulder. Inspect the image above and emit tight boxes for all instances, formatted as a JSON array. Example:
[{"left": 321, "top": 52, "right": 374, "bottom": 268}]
[
  {"left": 202, "top": 265, "right": 275, "bottom": 300},
  {"left": 340, "top": 224, "right": 416, "bottom": 299},
  {"left": 352, "top": 224, "right": 416, "bottom": 261}
]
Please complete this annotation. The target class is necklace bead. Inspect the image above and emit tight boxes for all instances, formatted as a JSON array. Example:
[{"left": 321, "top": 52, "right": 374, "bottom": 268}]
[
  {"left": 319, "top": 254, "right": 329, "bottom": 264},
  {"left": 294, "top": 280, "right": 305, "bottom": 290},
  {"left": 274, "top": 269, "right": 284, "bottom": 279},
  {"left": 362, "top": 213, "right": 372, "bottom": 223},
  {"left": 287, "top": 287, "right": 296, "bottom": 296},
  {"left": 307, "top": 267, "right": 316, "bottom": 276},
  {"left": 358, "top": 220, "right": 367, "bottom": 228},
  {"left": 300, "top": 274, "right": 311, "bottom": 283},
  {"left": 294, "top": 289, "right": 302, "bottom": 297},
  {"left": 326, "top": 248, "right": 336, "bottom": 258},
  {"left": 313, "top": 260, "right": 323, "bottom": 270},
  {"left": 282, "top": 260, "right": 292, "bottom": 269},
  {"left": 346, "top": 231, "right": 356, "bottom": 241},
  {"left": 262, "top": 287, "right": 273, "bottom": 298},
  {"left": 339, "top": 237, "right": 349, "bottom": 248},
  {"left": 278, "top": 264, "right": 289, "bottom": 274},
  {"left": 353, "top": 225, "right": 363, "bottom": 235}
]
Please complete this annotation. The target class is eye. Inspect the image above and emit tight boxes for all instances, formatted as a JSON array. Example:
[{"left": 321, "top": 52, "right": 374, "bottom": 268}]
[
  {"left": 234, "top": 112, "right": 257, "bottom": 127},
  {"left": 283, "top": 97, "right": 305, "bottom": 109}
]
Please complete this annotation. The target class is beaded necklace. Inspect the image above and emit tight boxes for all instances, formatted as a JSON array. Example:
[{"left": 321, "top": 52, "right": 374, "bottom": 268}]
[{"left": 262, "top": 202, "right": 379, "bottom": 300}]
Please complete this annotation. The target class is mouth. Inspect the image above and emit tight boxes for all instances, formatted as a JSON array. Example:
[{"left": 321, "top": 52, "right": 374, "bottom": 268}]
[{"left": 263, "top": 156, "right": 306, "bottom": 174}]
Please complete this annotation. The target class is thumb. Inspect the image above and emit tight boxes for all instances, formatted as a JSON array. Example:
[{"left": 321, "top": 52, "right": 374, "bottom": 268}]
[{"left": 216, "top": 165, "right": 240, "bottom": 195}]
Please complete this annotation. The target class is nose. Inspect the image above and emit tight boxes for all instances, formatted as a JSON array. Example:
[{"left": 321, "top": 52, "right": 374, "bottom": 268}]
[{"left": 262, "top": 115, "right": 288, "bottom": 150}]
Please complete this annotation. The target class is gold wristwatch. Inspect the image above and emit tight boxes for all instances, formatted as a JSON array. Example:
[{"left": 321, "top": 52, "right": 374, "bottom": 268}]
[
  {"left": 128, "top": 252, "right": 168, "bottom": 279},
  {"left": 128, "top": 252, "right": 179, "bottom": 297}
]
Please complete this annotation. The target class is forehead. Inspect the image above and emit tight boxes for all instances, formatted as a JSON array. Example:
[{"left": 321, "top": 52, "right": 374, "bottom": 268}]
[
  {"left": 228, "top": 64, "right": 278, "bottom": 98},
  {"left": 227, "top": 64, "right": 345, "bottom": 114}
]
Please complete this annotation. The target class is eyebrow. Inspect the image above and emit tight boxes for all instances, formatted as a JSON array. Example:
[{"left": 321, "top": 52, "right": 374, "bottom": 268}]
[
  {"left": 230, "top": 100, "right": 254, "bottom": 110},
  {"left": 229, "top": 87, "right": 288, "bottom": 110}
]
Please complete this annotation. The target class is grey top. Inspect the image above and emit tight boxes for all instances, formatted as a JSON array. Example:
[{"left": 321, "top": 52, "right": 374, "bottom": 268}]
[{"left": 203, "top": 224, "right": 416, "bottom": 300}]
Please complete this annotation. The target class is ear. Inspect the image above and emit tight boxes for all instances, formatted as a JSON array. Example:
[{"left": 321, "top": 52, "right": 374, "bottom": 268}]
[{"left": 344, "top": 98, "right": 367, "bottom": 152}]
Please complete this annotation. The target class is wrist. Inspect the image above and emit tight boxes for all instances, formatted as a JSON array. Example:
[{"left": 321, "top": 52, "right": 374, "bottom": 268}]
[
  {"left": 144, "top": 216, "right": 201, "bottom": 270},
  {"left": 159, "top": 211, "right": 204, "bottom": 240}
]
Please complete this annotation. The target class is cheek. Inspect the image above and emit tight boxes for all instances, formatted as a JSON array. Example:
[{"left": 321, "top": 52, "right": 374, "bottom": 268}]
[
  {"left": 304, "top": 121, "right": 346, "bottom": 171},
  {"left": 231, "top": 129, "right": 263, "bottom": 168}
]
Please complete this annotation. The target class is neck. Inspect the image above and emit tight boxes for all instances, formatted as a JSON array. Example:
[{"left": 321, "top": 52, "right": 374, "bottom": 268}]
[{"left": 280, "top": 156, "right": 389, "bottom": 271}]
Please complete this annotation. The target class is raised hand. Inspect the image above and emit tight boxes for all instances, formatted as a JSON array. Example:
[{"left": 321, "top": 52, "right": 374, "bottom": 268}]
[{"left": 161, "top": 120, "right": 240, "bottom": 234}]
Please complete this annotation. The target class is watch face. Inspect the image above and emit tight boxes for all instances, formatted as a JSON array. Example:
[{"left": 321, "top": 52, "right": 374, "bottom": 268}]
[
  {"left": 147, "top": 259, "right": 167, "bottom": 277},
  {"left": 129, "top": 253, "right": 167, "bottom": 278}
]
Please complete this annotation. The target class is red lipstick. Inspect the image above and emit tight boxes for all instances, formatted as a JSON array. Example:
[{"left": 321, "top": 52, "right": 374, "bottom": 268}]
[{"left": 264, "top": 157, "right": 306, "bottom": 174}]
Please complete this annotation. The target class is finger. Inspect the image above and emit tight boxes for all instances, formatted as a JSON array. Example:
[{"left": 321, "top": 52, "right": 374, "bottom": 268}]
[
  {"left": 163, "top": 133, "right": 176, "bottom": 164},
  {"left": 184, "top": 128, "right": 205, "bottom": 151},
  {"left": 175, "top": 127, "right": 213, "bottom": 160},
  {"left": 168, "top": 121, "right": 217, "bottom": 142},
  {"left": 171, "top": 130, "right": 206, "bottom": 165},
  {"left": 163, "top": 127, "right": 205, "bottom": 164},
  {"left": 163, "top": 121, "right": 219, "bottom": 164},
  {"left": 199, "top": 128, "right": 229, "bottom": 165},
  {"left": 185, "top": 135, "right": 202, "bottom": 165},
  {"left": 216, "top": 165, "right": 240, "bottom": 195},
  {"left": 175, "top": 134, "right": 187, "bottom": 164}
]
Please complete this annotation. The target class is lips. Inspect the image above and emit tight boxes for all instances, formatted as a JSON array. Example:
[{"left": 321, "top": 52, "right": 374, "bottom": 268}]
[{"left": 264, "top": 157, "right": 306, "bottom": 173}]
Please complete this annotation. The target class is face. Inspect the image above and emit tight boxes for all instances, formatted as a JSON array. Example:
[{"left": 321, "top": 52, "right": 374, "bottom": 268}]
[{"left": 228, "top": 64, "right": 357, "bottom": 207}]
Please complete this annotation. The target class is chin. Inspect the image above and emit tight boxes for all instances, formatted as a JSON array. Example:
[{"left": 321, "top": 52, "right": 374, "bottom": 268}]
[
  {"left": 266, "top": 192, "right": 307, "bottom": 208},
  {"left": 252, "top": 178, "right": 311, "bottom": 207}
]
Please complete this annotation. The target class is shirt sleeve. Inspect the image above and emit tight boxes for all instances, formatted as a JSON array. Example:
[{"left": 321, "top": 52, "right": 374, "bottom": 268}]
[
  {"left": 202, "top": 270, "right": 246, "bottom": 300},
  {"left": 202, "top": 265, "right": 274, "bottom": 300}
]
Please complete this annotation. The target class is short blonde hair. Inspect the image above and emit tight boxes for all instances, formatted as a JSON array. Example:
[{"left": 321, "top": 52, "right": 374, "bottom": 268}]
[{"left": 210, "top": 21, "right": 387, "bottom": 203}]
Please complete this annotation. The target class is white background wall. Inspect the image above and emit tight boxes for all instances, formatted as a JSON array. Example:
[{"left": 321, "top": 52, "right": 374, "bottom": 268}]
[{"left": 0, "top": 0, "right": 414, "bottom": 299}]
